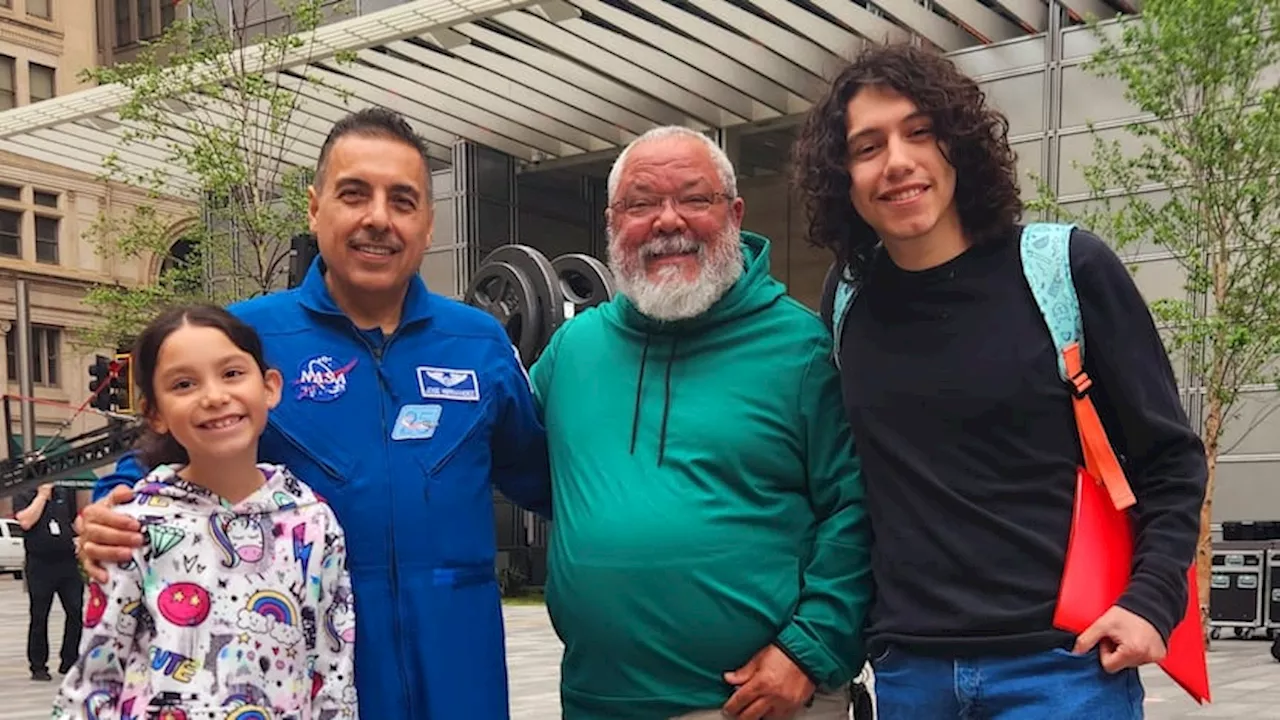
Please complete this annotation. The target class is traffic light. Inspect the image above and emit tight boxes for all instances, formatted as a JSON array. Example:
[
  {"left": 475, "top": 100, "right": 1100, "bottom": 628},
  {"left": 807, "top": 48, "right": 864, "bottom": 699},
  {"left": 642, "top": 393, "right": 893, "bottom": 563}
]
[
  {"left": 87, "top": 355, "right": 112, "bottom": 412},
  {"left": 110, "top": 353, "right": 133, "bottom": 413}
]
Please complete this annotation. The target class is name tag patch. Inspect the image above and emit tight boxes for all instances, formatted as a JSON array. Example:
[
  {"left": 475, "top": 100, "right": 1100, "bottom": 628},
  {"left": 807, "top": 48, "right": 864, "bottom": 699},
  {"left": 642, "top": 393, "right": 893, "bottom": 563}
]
[
  {"left": 417, "top": 366, "right": 480, "bottom": 402},
  {"left": 392, "top": 404, "right": 443, "bottom": 441}
]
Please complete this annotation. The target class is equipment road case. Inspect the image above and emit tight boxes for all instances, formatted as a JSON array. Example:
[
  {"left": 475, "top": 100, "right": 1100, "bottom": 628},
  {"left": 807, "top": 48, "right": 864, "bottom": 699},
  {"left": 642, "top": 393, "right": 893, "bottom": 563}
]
[{"left": 1209, "top": 540, "right": 1275, "bottom": 640}]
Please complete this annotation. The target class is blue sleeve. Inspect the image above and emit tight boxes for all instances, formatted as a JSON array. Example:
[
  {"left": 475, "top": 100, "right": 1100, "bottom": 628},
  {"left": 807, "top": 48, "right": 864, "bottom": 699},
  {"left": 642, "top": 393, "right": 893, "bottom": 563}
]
[
  {"left": 490, "top": 345, "right": 552, "bottom": 519},
  {"left": 91, "top": 451, "right": 148, "bottom": 503}
]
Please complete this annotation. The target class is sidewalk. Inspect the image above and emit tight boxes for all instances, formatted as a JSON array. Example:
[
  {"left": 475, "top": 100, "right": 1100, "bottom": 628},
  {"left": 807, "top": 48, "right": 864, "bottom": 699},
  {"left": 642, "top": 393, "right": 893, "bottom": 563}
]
[
  {"left": 1141, "top": 635, "right": 1280, "bottom": 718},
  {"left": 0, "top": 578, "right": 1275, "bottom": 718}
]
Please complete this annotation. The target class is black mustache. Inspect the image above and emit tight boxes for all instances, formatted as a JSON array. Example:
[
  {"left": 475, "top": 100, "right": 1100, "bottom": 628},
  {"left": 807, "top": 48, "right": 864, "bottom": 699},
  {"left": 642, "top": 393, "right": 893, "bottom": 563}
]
[{"left": 347, "top": 235, "right": 403, "bottom": 251}]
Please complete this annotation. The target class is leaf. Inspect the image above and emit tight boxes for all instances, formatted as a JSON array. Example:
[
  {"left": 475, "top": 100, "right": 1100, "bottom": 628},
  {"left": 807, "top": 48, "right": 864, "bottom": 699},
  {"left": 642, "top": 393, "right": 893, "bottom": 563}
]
[
  {"left": 81, "top": 0, "right": 346, "bottom": 350},
  {"left": 1032, "top": 0, "right": 1280, "bottom": 452}
]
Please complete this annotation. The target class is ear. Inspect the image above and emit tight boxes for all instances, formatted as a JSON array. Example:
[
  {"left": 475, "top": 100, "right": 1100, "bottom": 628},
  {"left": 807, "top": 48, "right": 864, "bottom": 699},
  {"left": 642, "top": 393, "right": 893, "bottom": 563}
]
[
  {"left": 307, "top": 185, "right": 320, "bottom": 232},
  {"left": 141, "top": 399, "right": 168, "bottom": 437},
  {"left": 263, "top": 368, "right": 284, "bottom": 410},
  {"left": 729, "top": 195, "right": 745, "bottom": 228}
]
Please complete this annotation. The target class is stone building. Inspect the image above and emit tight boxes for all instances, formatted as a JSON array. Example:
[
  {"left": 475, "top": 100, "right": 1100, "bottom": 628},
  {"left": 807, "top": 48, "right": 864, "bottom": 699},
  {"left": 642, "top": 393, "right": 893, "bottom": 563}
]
[{"left": 0, "top": 0, "right": 188, "bottom": 513}]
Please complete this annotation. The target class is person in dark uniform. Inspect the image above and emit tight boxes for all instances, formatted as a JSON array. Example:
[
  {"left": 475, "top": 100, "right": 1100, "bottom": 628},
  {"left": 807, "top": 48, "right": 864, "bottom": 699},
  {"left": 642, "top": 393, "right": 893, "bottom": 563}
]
[{"left": 14, "top": 482, "right": 83, "bottom": 681}]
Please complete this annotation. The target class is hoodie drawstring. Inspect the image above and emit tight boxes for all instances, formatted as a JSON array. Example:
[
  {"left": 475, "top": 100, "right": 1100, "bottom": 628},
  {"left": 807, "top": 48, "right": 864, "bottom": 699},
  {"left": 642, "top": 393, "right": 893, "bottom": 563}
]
[
  {"left": 657, "top": 337, "right": 677, "bottom": 465},
  {"left": 630, "top": 334, "right": 678, "bottom": 466},
  {"left": 629, "top": 336, "right": 651, "bottom": 455}
]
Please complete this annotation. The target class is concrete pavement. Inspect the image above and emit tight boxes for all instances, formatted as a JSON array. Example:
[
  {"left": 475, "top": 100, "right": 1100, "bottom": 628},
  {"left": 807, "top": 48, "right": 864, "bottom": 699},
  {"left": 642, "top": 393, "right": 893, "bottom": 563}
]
[{"left": 1, "top": 576, "right": 1275, "bottom": 718}]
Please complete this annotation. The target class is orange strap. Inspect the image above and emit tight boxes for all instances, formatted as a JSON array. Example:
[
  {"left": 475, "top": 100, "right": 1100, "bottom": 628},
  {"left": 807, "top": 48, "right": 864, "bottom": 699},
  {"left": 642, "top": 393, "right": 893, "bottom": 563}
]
[{"left": 1063, "top": 342, "right": 1137, "bottom": 511}]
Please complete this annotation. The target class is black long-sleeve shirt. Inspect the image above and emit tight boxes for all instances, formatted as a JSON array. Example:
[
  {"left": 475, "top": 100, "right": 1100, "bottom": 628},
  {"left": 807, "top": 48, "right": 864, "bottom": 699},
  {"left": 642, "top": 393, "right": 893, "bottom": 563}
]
[{"left": 835, "top": 226, "right": 1207, "bottom": 658}]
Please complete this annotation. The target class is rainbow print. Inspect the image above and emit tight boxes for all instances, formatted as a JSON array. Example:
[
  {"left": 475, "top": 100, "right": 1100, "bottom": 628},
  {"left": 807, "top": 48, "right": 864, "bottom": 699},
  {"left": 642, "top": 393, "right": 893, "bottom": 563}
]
[
  {"left": 247, "top": 590, "right": 296, "bottom": 626},
  {"left": 225, "top": 707, "right": 272, "bottom": 720},
  {"left": 83, "top": 690, "right": 112, "bottom": 719}
]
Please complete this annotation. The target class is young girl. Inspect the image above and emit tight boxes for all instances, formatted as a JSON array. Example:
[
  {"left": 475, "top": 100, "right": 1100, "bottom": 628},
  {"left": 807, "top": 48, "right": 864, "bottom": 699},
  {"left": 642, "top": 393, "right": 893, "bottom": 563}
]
[{"left": 53, "top": 304, "right": 358, "bottom": 720}]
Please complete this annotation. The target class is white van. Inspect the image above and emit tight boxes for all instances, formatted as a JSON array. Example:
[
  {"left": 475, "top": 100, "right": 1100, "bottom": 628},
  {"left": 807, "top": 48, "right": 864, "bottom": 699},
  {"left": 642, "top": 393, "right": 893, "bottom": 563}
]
[{"left": 0, "top": 518, "right": 25, "bottom": 579}]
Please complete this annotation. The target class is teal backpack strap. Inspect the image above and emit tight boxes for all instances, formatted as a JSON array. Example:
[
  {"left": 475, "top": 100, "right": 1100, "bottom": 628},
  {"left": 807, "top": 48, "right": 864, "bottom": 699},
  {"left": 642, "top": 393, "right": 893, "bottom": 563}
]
[
  {"left": 1019, "top": 222, "right": 1081, "bottom": 381},
  {"left": 831, "top": 268, "right": 860, "bottom": 370}
]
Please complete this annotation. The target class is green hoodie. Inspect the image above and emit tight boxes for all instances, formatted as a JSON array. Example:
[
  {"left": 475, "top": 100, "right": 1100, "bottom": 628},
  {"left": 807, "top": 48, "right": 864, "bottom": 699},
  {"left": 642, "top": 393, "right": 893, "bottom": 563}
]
[{"left": 530, "top": 232, "right": 872, "bottom": 719}]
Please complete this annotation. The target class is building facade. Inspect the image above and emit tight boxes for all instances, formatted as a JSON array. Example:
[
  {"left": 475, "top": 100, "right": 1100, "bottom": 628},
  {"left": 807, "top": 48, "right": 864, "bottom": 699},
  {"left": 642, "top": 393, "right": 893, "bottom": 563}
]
[{"left": 0, "top": 1, "right": 191, "bottom": 513}]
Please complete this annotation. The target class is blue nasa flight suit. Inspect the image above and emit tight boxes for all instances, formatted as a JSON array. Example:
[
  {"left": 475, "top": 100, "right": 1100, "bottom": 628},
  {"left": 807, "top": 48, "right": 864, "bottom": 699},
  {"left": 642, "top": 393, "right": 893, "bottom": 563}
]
[{"left": 94, "top": 257, "right": 552, "bottom": 719}]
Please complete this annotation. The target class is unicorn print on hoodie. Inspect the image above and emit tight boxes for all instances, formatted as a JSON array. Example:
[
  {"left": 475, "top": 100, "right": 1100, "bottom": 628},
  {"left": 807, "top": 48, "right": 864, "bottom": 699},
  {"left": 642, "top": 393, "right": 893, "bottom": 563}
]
[{"left": 54, "top": 463, "right": 357, "bottom": 719}]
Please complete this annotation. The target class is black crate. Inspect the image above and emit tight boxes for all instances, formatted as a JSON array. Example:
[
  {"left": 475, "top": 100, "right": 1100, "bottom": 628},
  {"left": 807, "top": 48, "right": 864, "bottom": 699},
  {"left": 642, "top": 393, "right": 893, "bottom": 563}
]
[
  {"left": 1269, "top": 554, "right": 1280, "bottom": 628},
  {"left": 1223, "top": 521, "right": 1280, "bottom": 541},
  {"left": 1210, "top": 570, "right": 1263, "bottom": 624}
]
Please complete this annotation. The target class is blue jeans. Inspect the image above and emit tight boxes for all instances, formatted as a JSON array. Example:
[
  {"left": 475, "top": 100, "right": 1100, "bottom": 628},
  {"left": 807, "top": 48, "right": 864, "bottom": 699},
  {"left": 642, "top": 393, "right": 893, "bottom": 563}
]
[{"left": 871, "top": 645, "right": 1145, "bottom": 719}]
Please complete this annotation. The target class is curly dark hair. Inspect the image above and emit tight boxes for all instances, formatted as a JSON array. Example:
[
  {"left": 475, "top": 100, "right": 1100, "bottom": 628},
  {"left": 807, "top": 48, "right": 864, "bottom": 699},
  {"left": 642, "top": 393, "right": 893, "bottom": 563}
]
[{"left": 791, "top": 42, "right": 1023, "bottom": 278}]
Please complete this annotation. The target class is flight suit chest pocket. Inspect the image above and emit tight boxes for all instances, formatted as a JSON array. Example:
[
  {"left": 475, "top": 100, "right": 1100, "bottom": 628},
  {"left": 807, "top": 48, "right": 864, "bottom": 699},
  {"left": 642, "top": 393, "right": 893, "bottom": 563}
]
[{"left": 397, "top": 399, "right": 492, "bottom": 482}]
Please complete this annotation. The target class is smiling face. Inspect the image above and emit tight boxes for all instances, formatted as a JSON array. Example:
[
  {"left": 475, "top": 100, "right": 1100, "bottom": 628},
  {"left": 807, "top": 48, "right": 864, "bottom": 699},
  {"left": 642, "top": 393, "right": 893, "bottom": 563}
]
[
  {"left": 606, "top": 134, "right": 746, "bottom": 321},
  {"left": 845, "top": 85, "right": 963, "bottom": 250},
  {"left": 147, "top": 323, "right": 282, "bottom": 467},
  {"left": 308, "top": 133, "right": 433, "bottom": 310}
]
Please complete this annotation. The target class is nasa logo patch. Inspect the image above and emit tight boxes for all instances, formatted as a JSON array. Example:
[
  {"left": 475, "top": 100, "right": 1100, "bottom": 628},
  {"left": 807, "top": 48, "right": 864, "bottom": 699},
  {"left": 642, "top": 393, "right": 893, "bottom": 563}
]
[{"left": 293, "top": 355, "right": 357, "bottom": 402}]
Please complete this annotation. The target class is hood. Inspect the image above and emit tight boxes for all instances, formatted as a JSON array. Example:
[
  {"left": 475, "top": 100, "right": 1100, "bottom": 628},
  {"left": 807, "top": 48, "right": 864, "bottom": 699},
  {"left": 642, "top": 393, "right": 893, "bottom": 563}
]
[
  {"left": 593, "top": 231, "right": 787, "bottom": 466},
  {"left": 603, "top": 231, "right": 786, "bottom": 336},
  {"left": 134, "top": 463, "right": 322, "bottom": 516}
]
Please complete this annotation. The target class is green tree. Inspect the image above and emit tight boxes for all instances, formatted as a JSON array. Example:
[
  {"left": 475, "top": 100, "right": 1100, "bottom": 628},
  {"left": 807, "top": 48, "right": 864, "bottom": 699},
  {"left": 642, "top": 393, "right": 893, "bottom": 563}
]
[
  {"left": 79, "top": 0, "right": 353, "bottom": 349},
  {"left": 1030, "top": 0, "right": 1280, "bottom": 639}
]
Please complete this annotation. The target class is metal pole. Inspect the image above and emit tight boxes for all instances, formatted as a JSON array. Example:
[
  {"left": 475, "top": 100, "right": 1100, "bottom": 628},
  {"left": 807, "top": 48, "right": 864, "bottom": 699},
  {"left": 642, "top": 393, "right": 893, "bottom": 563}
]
[
  {"left": 3, "top": 392, "right": 12, "bottom": 460},
  {"left": 14, "top": 278, "right": 35, "bottom": 454}
]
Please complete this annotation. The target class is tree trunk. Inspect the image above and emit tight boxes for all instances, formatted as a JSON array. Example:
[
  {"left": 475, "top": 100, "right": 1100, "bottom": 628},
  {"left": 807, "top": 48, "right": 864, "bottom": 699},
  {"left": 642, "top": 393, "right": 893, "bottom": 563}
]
[{"left": 1198, "top": 401, "right": 1221, "bottom": 648}]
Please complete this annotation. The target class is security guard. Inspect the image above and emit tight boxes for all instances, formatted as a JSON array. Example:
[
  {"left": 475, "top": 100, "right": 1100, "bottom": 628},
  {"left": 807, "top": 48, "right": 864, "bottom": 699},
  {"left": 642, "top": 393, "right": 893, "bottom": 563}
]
[
  {"left": 78, "top": 107, "right": 551, "bottom": 718},
  {"left": 14, "top": 482, "right": 82, "bottom": 682}
]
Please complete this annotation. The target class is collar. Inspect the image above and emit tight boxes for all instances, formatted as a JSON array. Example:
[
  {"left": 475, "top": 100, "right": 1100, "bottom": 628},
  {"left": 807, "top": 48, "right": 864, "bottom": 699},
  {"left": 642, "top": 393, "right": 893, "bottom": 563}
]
[{"left": 296, "top": 256, "right": 434, "bottom": 330}]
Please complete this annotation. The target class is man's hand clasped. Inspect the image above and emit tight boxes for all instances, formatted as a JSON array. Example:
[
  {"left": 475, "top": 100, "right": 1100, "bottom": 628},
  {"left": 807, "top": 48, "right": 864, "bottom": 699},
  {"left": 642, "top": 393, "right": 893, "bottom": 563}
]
[
  {"left": 721, "top": 644, "right": 815, "bottom": 720},
  {"left": 1073, "top": 605, "right": 1167, "bottom": 673},
  {"left": 74, "top": 485, "right": 140, "bottom": 584}
]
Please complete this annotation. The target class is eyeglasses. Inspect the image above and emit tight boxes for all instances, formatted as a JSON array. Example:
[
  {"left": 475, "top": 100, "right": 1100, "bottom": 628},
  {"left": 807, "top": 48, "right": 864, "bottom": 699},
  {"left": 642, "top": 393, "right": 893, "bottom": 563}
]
[{"left": 611, "top": 192, "right": 733, "bottom": 220}]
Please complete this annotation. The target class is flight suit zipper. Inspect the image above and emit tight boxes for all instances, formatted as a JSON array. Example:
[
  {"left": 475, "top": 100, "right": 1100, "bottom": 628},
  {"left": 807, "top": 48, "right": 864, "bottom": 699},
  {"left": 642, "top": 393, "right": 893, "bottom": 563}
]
[{"left": 357, "top": 332, "right": 419, "bottom": 718}]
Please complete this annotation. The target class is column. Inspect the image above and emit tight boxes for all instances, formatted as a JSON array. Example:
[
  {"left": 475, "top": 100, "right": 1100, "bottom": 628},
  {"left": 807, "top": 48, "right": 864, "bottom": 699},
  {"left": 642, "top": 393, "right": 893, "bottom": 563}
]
[
  {"left": 451, "top": 140, "right": 519, "bottom": 296},
  {"left": 712, "top": 126, "right": 742, "bottom": 172}
]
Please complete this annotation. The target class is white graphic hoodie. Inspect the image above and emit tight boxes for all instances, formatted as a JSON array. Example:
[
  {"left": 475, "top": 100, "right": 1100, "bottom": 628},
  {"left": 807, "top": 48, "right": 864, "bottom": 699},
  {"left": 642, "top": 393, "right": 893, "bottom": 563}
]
[{"left": 52, "top": 463, "right": 358, "bottom": 720}]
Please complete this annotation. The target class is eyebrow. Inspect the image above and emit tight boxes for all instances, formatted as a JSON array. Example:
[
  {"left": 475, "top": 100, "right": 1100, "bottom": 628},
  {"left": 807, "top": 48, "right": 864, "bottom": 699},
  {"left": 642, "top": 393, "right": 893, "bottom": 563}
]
[
  {"left": 158, "top": 353, "right": 250, "bottom": 381},
  {"left": 628, "top": 178, "right": 717, "bottom": 195},
  {"left": 334, "top": 177, "right": 422, "bottom": 200},
  {"left": 846, "top": 111, "right": 931, "bottom": 143}
]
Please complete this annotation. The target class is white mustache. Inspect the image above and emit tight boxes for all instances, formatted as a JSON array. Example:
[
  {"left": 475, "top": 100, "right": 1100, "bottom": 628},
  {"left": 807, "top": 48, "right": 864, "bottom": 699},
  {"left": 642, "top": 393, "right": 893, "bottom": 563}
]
[{"left": 640, "top": 234, "right": 700, "bottom": 260}]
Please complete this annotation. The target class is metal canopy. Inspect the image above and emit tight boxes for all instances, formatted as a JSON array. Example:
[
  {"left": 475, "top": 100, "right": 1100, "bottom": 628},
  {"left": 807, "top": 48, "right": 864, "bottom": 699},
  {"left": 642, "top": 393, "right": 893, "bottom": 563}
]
[{"left": 0, "top": 0, "right": 1129, "bottom": 192}]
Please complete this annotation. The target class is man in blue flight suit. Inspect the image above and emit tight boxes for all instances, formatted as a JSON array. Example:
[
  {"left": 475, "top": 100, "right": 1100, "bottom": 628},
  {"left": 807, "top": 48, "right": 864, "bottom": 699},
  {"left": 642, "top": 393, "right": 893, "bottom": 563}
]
[{"left": 76, "top": 107, "right": 551, "bottom": 719}]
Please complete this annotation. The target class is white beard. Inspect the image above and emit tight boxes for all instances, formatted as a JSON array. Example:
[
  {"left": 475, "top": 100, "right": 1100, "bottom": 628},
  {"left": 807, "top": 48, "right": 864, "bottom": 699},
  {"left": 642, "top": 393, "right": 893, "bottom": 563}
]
[{"left": 608, "top": 223, "right": 744, "bottom": 322}]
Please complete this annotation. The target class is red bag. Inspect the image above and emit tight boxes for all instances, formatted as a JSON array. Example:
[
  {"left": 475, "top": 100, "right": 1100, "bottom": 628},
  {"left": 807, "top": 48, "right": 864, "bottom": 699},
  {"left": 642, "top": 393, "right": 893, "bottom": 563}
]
[{"left": 1052, "top": 342, "right": 1210, "bottom": 703}]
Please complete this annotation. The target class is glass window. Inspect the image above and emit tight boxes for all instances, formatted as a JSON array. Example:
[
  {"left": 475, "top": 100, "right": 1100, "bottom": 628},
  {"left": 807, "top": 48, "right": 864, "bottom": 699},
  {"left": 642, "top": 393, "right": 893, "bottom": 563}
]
[
  {"left": 26, "top": 0, "right": 49, "bottom": 19},
  {"left": 0, "top": 210, "right": 19, "bottom": 257},
  {"left": 137, "top": 0, "right": 153, "bottom": 38},
  {"left": 29, "top": 64, "right": 55, "bottom": 104},
  {"left": 0, "top": 56, "right": 14, "bottom": 111},
  {"left": 33, "top": 191, "right": 57, "bottom": 208},
  {"left": 6, "top": 326, "right": 61, "bottom": 386},
  {"left": 44, "top": 328, "right": 59, "bottom": 386},
  {"left": 35, "top": 215, "right": 58, "bottom": 264},
  {"left": 115, "top": 0, "right": 133, "bottom": 47},
  {"left": 0, "top": 184, "right": 19, "bottom": 202}
]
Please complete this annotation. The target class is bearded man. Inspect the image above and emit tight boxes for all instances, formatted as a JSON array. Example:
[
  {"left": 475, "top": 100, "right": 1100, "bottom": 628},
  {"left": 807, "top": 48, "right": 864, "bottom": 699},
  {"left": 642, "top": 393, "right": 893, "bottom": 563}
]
[{"left": 528, "top": 126, "right": 873, "bottom": 720}]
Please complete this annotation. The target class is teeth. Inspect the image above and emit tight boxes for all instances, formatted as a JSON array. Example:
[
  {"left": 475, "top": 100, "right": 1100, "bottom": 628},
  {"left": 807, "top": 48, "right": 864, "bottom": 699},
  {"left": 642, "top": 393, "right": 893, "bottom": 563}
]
[
  {"left": 203, "top": 417, "right": 241, "bottom": 430},
  {"left": 356, "top": 246, "right": 394, "bottom": 255},
  {"left": 885, "top": 187, "right": 925, "bottom": 201}
]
